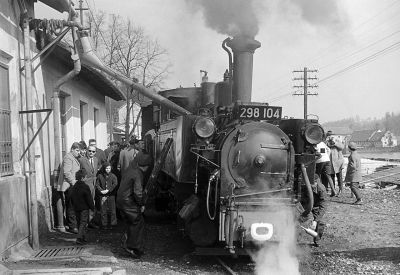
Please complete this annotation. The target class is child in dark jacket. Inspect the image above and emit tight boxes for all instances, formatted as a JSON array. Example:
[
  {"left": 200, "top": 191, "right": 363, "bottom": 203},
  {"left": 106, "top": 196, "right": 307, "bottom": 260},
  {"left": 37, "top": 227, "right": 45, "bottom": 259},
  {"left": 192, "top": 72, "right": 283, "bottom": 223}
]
[
  {"left": 71, "top": 169, "right": 95, "bottom": 244},
  {"left": 95, "top": 162, "right": 118, "bottom": 228}
]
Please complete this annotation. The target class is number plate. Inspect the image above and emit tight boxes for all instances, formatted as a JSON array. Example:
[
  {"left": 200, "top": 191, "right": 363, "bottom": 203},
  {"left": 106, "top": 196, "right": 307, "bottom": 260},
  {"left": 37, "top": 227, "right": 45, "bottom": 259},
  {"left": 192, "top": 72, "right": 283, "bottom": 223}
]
[{"left": 235, "top": 105, "right": 282, "bottom": 120}]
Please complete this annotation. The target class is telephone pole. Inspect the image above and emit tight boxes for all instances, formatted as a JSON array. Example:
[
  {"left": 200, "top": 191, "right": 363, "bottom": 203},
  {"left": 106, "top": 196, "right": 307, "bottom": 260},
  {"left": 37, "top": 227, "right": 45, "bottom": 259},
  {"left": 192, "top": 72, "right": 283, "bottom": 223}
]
[{"left": 293, "top": 67, "right": 318, "bottom": 119}]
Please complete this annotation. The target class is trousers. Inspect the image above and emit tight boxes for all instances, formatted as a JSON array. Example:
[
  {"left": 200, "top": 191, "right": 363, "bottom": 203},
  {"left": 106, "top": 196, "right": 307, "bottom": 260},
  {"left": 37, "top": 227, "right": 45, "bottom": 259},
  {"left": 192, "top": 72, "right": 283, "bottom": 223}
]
[
  {"left": 349, "top": 182, "right": 361, "bottom": 200},
  {"left": 316, "top": 161, "right": 335, "bottom": 195},
  {"left": 64, "top": 187, "right": 77, "bottom": 229},
  {"left": 75, "top": 209, "right": 89, "bottom": 240},
  {"left": 330, "top": 171, "right": 343, "bottom": 190},
  {"left": 100, "top": 196, "right": 117, "bottom": 226},
  {"left": 118, "top": 203, "right": 145, "bottom": 252}
]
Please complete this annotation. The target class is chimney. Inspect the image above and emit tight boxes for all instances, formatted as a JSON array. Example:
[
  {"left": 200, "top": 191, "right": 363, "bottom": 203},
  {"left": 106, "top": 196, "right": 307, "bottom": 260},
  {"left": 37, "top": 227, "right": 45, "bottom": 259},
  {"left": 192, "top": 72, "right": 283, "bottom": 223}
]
[{"left": 226, "top": 36, "right": 261, "bottom": 102}]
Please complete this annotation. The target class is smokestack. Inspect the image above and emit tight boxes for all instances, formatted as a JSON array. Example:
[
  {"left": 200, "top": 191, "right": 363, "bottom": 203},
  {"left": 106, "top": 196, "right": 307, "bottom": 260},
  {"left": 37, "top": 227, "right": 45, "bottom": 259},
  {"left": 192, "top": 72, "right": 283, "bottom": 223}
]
[{"left": 226, "top": 36, "right": 260, "bottom": 102}]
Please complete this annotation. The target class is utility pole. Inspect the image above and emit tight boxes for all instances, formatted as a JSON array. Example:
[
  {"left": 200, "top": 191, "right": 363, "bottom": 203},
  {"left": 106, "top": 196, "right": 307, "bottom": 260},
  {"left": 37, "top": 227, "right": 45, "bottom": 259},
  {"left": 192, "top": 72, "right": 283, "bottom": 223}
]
[
  {"left": 293, "top": 67, "right": 318, "bottom": 119},
  {"left": 76, "top": 0, "right": 88, "bottom": 26}
]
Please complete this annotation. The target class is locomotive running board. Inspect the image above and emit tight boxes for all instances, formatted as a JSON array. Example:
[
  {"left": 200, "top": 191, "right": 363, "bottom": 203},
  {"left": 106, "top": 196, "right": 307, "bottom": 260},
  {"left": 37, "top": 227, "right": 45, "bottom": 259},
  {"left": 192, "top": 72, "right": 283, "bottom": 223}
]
[
  {"left": 193, "top": 241, "right": 281, "bottom": 256},
  {"left": 193, "top": 247, "right": 251, "bottom": 256}
]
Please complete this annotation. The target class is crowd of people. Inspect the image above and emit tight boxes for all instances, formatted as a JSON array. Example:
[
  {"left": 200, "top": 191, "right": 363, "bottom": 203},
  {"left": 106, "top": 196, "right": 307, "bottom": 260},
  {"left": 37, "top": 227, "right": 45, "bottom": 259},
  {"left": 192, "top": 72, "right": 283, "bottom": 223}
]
[
  {"left": 305, "top": 130, "right": 363, "bottom": 247},
  {"left": 315, "top": 131, "right": 362, "bottom": 204},
  {"left": 55, "top": 137, "right": 151, "bottom": 258}
]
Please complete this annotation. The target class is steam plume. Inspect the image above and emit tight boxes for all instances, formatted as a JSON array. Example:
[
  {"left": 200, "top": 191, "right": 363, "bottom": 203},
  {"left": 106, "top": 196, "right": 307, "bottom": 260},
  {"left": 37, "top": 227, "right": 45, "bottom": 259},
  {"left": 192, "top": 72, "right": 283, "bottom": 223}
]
[
  {"left": 185, "top": 0, "right": 260, "bottom": 37},
  {"left": 286, "top": 0, "right": 348, "bottom": 31},
  {"left": 251, "top": 207, "right": 300, "bottom": 275}
]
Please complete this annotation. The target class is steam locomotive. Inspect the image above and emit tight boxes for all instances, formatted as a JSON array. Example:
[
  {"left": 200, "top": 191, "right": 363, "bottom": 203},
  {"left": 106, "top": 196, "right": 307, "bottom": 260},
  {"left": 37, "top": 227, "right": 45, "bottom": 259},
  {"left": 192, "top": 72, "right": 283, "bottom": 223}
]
[
  {"left": 140, "top": 36, "right": 324, "bottom": 254},
  {"left": 76, "top": 30, "right": 323, "bottom": 254}
]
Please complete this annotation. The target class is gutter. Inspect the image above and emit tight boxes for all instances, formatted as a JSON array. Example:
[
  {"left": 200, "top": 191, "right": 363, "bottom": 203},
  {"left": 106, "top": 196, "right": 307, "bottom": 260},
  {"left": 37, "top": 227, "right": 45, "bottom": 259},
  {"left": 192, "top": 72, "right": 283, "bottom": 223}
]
[{"left": 52, "top": 8, "right": 81, "bottom": 232}]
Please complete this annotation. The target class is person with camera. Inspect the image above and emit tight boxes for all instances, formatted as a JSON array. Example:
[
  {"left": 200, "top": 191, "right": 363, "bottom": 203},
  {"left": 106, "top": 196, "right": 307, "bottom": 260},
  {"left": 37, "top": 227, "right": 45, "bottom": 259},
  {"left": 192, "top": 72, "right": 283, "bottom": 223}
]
[
  {"left": 326, "top": 131, "right": 345, "bottom": 197},
  {"left": 315, "top": 135, "right": 336, "bottom": 197}
]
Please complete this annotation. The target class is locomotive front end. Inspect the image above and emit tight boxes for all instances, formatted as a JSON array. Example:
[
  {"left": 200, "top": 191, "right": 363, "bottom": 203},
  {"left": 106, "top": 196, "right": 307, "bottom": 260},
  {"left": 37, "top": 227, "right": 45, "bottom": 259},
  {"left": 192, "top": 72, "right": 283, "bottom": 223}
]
[{"left": 213, "top": 111, "right": 295, "bottom": 253}]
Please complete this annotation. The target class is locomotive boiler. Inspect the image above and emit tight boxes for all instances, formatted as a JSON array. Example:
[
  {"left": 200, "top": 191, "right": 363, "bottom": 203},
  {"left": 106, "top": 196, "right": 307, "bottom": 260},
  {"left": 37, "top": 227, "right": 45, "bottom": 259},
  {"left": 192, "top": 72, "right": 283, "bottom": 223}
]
[
  {"left": 141, "top": 36, "right": 324, "bottom": 254},
  {"left": 75, "top": 30, "right": 323, "bottom": 254}
]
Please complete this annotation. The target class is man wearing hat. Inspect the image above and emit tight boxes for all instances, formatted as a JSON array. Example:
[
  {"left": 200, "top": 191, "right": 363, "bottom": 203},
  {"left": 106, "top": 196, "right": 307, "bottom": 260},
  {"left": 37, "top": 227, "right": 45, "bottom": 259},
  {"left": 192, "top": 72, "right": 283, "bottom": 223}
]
[
  {"left": 345, "top": 142, "right": 362, "bottom": 204},
  {"left": 116, "top": 152, "right": 152, "bottom": 258}
]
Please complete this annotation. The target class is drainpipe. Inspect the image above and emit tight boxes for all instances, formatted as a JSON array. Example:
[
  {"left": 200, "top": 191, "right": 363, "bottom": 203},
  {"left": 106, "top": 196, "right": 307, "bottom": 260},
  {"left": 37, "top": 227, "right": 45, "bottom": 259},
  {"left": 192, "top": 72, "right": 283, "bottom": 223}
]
[
  {"left": 23, "top": 12, "right": 39, "bottom": 250},
  {"left": 53, "top": 13, "right": 82, "bottom": 232}
]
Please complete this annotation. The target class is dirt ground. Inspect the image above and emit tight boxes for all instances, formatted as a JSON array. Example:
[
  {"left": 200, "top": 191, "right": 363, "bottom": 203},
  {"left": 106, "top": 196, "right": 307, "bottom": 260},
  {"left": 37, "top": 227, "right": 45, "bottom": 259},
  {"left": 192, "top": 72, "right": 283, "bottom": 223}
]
[
  {"left": 301, "top": 185, "right": 400, "bottom": 274},
  {"left": 3, "top": 185, "right": 400, "bottom": 274}
]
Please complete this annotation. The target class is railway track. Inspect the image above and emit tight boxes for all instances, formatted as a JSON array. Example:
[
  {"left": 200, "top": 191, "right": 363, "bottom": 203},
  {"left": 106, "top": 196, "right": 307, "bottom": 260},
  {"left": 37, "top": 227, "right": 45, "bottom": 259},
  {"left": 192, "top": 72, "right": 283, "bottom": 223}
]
[{"left": 216, "top": 257, "right": 238, "bottom": 275}]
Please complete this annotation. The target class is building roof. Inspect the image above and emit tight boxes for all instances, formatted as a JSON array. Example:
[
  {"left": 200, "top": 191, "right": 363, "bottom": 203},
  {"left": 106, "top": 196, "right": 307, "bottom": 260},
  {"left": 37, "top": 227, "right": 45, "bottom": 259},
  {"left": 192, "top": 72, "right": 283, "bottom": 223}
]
[
  {"left": 369, "top": 130, "right": 385, "bottom": 142},
  {"left": 350, "top": 130, "right": 375, "bottom": 142},
  {"left": 50, "top": 45, "right": 125, "bottom": 101},
  {"left": 36, "top": 0, "right": 70, "bottom": 13}
]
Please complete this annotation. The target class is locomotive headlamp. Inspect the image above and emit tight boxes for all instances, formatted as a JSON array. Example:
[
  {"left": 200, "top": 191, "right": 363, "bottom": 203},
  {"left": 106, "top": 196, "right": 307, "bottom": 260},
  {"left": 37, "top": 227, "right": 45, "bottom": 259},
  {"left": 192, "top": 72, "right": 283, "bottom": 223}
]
[
  {"left": 303, "top": 124, "right": 324, "bottom": 145},
  {"left": 194, "top": 117, "right": 216, "bottom": 138}
]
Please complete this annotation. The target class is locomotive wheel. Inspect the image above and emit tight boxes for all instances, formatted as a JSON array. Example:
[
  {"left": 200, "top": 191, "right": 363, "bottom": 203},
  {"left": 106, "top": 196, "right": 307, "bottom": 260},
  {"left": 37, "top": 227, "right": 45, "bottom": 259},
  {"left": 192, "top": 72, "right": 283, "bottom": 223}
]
[{"left": 187, "top": 214, "right": 218, "bottom": 246}]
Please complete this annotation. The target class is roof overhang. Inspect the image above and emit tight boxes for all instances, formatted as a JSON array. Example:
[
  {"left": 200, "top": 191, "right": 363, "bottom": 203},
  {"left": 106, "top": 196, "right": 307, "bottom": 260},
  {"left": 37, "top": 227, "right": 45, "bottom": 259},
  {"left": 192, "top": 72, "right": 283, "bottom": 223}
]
[
  {"left": 50, "top": 44, "right": 125, "bottom": 101},
  {"left": 37, "top": 0, "right": 71, "bottom": 13}
]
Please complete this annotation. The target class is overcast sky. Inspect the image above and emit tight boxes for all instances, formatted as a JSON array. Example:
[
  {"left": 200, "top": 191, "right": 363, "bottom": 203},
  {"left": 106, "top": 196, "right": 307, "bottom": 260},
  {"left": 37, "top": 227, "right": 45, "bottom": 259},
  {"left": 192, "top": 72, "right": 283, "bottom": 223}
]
[{"left": 35, "top": 0, "right": 400, "bottom": 123}]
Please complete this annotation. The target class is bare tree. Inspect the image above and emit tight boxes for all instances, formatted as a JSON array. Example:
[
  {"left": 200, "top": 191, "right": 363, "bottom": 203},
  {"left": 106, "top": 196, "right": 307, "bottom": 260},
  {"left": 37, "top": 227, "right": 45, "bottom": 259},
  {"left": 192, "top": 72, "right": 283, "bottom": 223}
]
[{"left": 86, "top": 11, "right": 171, "bottom": 141}]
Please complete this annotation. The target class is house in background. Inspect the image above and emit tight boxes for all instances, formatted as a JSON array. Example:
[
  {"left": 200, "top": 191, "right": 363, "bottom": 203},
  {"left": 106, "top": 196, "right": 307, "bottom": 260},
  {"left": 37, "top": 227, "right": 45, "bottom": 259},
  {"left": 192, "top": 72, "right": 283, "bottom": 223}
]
[
  {"left": 113, "top": 102, "right": 143, "bottom": 141},
  {"left": 381, "top": 131, "right": 397, "bottom": 147},
  {"left": 0, "top": 0, "right": 124, "bottom": 257},
  {"left": 349, "top": 129, "right": 398, "bottom": 148}
]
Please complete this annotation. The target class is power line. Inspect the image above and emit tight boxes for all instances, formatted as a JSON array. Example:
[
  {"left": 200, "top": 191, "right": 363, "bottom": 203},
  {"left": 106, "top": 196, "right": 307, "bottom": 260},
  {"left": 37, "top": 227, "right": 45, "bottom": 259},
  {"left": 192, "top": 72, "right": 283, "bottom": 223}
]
[
  {"left": 317, "top": 40, "right": 400, "bottom": 84},
  {"left": 268, "top": 40, "right": 400, "bottom": 103},
  {"left": 264, "top": 1, "right": 400, "bottom": 95},
  {"left": 318, "top": 29, "right": 400, "bottom": 71}
]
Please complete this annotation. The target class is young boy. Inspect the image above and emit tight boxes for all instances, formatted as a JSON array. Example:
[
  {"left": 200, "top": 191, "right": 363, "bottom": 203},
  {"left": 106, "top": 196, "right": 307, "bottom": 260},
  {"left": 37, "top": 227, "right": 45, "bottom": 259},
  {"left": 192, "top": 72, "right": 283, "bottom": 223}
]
[
  {"left": 96, "top": 162, "right": 118, "bottom": 229},
  {"left": 71, "top": 169, "right": 95, "bottom": 244}
]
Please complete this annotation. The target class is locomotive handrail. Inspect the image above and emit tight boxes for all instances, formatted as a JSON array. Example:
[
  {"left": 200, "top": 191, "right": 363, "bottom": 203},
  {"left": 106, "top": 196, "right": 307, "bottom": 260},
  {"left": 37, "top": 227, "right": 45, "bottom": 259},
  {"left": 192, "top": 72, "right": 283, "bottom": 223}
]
[
  {"left": 235, "top": 200, "right": 293, "bottom": 206},
  {"left": 190, "top": 148, "right": 220, "bottom": 168},
  {"left": 300, "top": 164, "right": 314, "bottom": 216},
  {"left": 260, "top": 144, "right": 289, "bottom": 150},
  {"left": 260, "top": 172, "right": 288, "bottom": 175},
  {"left": 232, "top": 188, "right": 291, "bottom": 198}
]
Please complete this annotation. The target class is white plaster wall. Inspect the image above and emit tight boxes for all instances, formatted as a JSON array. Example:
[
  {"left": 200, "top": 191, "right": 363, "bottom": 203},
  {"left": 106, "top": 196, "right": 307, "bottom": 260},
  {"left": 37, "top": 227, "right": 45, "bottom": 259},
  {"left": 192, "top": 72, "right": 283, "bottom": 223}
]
[{"left": 42, "top": 58, "right": 109, "bottom": 156}]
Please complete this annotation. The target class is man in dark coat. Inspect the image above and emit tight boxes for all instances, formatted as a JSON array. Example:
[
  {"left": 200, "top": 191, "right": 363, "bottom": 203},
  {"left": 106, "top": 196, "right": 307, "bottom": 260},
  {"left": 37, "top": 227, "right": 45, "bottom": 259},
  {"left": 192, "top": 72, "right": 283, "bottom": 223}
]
[
  {"left": 89, "top": 139, "right": 107, "bottom": 166},
  {"left": 79, "top": 145, "right": 100, "bottom": 198},
  {"left": 117, "top": 152, "right": 151, "bottom": 258},
  {"left": 79, "top": 145, "right": 100, "bottom": 227},
  {"left": 345, "top": 142, "right": 362, "bottom": 204}
]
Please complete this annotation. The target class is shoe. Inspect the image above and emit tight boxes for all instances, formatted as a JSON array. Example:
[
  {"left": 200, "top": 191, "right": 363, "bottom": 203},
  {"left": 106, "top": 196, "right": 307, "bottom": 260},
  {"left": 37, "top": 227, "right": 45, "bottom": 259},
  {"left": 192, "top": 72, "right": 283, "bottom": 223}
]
[
  {"left": 313, "top": 237, "right": 320, "bottom": 247},
  {"left": 67, "top": 228, "right": 78, "bottom": 234},
  {"left": 124, "top": 247, "right": 140, "bottom": 258},
  {"left": 330, "top": 192, "right": 336, "bottom": 197},
  {"left": 132, "top": 248, "right": 144, "bottom": 257},
  {"left": 88, "top": 223, "right": 100, "bottom": 229},
  {"left": 352, "top": 199, "right": 362, "bottom": 205}
]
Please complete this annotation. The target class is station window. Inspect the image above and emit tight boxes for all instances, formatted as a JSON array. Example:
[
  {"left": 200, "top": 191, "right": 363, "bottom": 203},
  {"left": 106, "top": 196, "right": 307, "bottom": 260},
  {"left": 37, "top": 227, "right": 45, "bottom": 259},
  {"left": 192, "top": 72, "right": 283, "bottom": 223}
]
[
  {"left": 80, "top": 101, "right": 88, "bottom": 141},
  {"left": 0, "top": 64, "right": 13, "bottom": 177},
  {"left": 93, "top": 107, "right": 99, "bottom": 141}
]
